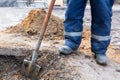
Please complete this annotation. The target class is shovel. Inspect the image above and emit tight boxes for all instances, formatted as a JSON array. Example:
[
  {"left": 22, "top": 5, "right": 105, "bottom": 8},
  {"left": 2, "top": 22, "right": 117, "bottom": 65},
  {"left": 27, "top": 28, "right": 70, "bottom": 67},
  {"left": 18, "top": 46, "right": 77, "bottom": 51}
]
[{"left": 22, "top": 0, "right": 56, "bottom": 79}]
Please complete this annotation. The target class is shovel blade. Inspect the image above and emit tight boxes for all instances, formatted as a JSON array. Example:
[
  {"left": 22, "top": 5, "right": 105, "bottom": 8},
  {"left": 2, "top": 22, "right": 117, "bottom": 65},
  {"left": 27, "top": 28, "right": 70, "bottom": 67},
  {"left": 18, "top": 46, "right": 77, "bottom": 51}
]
[{"left": 21, "top": 59, "right": 41, "bottom": 80}]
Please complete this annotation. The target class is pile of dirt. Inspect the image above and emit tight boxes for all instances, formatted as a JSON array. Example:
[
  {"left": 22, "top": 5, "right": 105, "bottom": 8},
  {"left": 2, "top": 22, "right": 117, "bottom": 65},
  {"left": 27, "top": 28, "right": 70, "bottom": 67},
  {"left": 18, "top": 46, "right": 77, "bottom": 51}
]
[
  {"left": 6, "top": 8, "right": 64, "bottom": 40},
  {"left": 6, "top": 8, "right": 92, "bottom": 41}
]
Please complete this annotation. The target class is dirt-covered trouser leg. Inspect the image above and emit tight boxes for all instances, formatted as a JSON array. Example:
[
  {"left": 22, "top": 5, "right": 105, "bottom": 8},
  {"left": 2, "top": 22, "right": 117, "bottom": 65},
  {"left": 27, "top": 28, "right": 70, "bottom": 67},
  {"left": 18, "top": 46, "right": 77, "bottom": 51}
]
[
  {"left": 64, "top": 0, "right": 87, "bottom": 50},
  {"left": 90, "top": 0, "right": 114, "bottom": 55}
]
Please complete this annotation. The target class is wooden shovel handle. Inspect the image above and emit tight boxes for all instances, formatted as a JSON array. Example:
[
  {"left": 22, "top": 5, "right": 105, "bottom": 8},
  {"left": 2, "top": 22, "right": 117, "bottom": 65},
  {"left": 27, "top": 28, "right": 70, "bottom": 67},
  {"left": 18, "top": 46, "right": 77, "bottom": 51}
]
[{"left": 35, "top": 0, "right": 56, "bottom": 52}]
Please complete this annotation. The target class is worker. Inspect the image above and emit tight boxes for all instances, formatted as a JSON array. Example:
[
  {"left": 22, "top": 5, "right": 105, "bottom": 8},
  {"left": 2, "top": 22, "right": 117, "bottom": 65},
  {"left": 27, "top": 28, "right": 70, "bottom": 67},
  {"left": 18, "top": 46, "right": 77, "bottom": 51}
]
[{"left": 59, "top": 0, "right": 114, "bottom": 65}]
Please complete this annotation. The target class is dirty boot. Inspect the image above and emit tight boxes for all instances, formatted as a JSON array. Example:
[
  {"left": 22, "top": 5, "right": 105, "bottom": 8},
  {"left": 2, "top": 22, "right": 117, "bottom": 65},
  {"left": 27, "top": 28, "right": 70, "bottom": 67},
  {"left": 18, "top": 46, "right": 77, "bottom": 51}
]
[
  {"left": 95, "top": 54, "right": 108, "bottom": 66},
  {"left": 59, "top": 45, "right": 73, "bottom": 55}
]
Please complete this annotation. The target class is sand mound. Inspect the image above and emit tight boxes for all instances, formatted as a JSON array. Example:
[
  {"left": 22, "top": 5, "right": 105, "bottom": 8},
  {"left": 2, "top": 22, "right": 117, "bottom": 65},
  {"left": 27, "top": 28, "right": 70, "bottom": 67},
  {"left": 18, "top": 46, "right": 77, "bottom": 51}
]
[
  {"left": 6, "top": 8, "right": 91, "bottom": 41},
  {"left": 7, "top": 8, "right": 64, "bottom": 40}
]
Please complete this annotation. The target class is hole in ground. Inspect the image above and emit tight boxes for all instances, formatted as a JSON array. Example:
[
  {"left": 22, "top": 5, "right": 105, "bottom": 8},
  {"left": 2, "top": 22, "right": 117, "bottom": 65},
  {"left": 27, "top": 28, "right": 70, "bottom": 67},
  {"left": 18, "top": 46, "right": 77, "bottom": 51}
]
[{"left": 0, "top": 47, "right": 59, "bottom": 80}]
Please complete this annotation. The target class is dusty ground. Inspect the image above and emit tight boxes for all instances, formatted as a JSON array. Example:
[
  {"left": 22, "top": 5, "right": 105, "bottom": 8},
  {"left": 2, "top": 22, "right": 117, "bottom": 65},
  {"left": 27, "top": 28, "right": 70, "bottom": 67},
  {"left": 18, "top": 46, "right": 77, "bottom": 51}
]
[
  {"left": 0, "top": 30, "right": 120, "bottom": 80},
  {"left": 0, "top": 4, "right": 120, "bottom": 80}
]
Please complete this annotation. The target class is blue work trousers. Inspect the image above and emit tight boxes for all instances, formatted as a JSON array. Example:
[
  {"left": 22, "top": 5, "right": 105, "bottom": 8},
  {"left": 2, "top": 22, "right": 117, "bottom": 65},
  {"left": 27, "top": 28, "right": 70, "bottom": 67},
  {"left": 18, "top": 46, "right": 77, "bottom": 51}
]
[{"left": 64, "top": 0, "right": 114, "bottom": 55}]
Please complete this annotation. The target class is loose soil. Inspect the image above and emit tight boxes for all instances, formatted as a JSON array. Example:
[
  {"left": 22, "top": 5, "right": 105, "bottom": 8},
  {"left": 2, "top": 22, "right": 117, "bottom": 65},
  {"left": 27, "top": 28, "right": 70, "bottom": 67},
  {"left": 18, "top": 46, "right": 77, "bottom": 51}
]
[
  {"left": 0, "top": 47, "right": 59, "bottom": 80},
  {"left": 0, "top": 7, "right": 120, "bottom": 80},
  {"left": 0, "top": 46, "right": 120, "bottom": 80},
  {"left": 1, "top": 28, "right": 120, "bottom": 80},
  {"left": 6, "top": 8, "right": 64, "bottom": 40}
]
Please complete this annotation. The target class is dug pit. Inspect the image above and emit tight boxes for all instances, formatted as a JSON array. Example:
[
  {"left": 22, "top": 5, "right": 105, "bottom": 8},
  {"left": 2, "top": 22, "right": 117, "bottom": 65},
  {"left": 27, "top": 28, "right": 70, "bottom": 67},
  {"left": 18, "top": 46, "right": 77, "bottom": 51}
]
[
  {"left": 0, "top": 47, "right": 60, "bottom": 80},
  {"left": 0, "top": 46, "right": 120, "bottom": 80}
]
